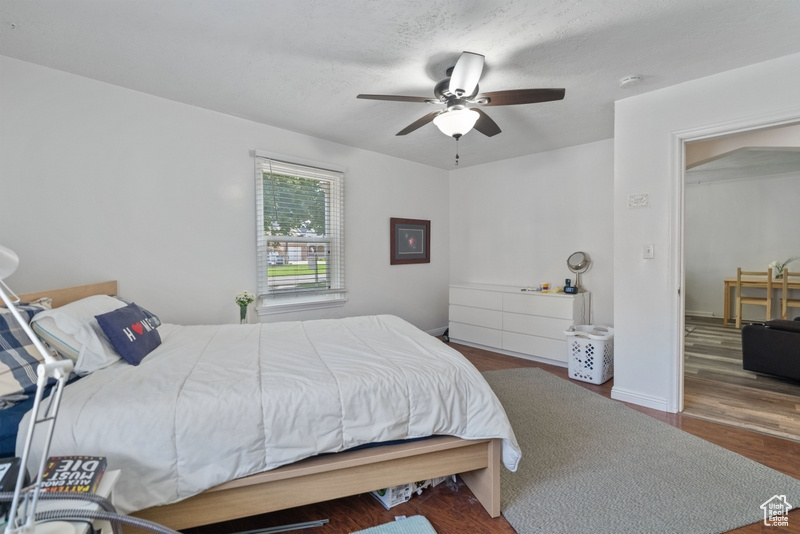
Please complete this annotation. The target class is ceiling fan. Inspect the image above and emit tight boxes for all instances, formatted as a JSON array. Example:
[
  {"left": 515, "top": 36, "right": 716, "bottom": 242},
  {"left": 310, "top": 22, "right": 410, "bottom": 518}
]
[{"left": 357, "top": 51, "right": 565, "bottom": 139}]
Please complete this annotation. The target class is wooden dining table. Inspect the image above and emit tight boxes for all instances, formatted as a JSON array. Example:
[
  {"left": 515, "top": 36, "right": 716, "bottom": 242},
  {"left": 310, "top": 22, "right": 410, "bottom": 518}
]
[{"left": 723, "top": 276, "right": 800, "bottom": 325}]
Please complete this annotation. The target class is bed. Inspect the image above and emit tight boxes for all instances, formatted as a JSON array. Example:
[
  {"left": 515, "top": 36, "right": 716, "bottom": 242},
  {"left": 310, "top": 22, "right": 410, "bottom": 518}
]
[{"left": 5, "top": 282, "right": 521, "bottom": 532}]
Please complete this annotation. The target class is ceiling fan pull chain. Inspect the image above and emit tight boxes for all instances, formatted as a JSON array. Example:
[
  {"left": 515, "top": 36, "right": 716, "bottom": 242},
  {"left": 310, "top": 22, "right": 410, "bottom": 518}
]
[{"left": 455, "top": 137, "right": 459, "bottom": 166}]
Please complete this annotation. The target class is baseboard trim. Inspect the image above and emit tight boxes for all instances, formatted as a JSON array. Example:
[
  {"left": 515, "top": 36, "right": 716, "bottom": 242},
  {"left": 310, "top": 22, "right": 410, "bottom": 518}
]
[
  {"left": 685, "top": 310, "right": 716, "bottom": 318},
  {"left": 611, "top": 386, "right": 669, "bottom": 412}
]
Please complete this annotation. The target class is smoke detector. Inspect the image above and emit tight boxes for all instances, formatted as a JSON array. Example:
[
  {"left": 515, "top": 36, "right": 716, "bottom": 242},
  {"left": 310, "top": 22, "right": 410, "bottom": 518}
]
[{"left": 619, "top": 75, "right": 643, "bottom": 88}]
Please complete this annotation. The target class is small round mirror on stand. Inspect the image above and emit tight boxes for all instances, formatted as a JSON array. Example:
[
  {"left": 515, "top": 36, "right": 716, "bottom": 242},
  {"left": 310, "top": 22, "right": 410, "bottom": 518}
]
[{"left": 567, "top": 251, "right": 591, "bottom": 291}]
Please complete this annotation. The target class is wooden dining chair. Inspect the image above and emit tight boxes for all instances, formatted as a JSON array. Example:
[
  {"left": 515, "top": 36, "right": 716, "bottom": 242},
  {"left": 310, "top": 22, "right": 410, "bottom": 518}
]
[
  {"left": 735, "top": 267, "right": 773, "bottom": 328},
  {"left": 781, "top": 270, "right": 800, "bottom": 320}
]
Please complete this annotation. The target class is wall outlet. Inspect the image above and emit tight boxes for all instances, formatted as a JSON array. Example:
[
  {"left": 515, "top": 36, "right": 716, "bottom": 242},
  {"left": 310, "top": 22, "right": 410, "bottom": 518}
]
[{"left": 643, "top": 243, "right": 654, "bottom": 259}]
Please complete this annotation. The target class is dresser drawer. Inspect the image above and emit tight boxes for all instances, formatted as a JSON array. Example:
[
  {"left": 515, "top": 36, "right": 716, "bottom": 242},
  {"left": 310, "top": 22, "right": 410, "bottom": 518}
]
[
  {"left": 503, "top": 292, "right": 575, "bottom": 319},
  {"left": 502, "top": 332, "right": 567, "bottom": 362},
  {"left": 503, "top": 312, "right": 574, "bottom": 340},
  {"left": 449, "top": 322, "right": 502, "bottom": 349},
  {"left": 450, "top": 287, "right": 503, "bottom": 310},
  {"left": 449, "top": 304, "right": 503, "bottom": 330}
]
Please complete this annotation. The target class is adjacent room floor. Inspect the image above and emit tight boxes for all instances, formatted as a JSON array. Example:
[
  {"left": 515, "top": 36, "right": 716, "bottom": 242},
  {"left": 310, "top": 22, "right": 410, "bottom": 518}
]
[{"left": 683, "top": 316, "right": 800, "bottom": 442}]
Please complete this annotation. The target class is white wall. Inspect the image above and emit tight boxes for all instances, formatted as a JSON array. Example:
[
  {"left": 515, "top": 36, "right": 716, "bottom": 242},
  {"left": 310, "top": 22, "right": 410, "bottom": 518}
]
[
  {"left": 0, "top": 56, "right": 451, "bottom": 332},
  {"left": 685, "top": 172, "right": 800, "bottom": 319},
  {"left": 614, "top": 52, "right": 800, "bottom": 411},
  {"left": 449, "top": 139, "right": 614, "bottom": 326}
]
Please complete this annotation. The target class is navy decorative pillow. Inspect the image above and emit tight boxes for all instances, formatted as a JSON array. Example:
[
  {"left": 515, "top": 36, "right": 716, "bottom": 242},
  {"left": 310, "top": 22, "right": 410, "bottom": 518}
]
[
  {"left": 95, "top": 303, "right": 161, "bottom": 366},
  {"left": 113, "top": 297, "right": 162, "bottom": 328}
]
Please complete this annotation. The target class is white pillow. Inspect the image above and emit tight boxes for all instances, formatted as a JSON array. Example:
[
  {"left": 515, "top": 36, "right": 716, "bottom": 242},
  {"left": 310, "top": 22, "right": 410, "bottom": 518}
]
[{"left": 31, "top": 295, "right": 127, "bottom": 375}]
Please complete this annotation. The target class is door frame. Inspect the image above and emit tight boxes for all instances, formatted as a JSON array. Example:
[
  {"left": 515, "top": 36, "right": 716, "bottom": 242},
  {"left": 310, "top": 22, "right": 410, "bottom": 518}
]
[{"left": 669, "top": 109, "right": 800, "bottom": 413}]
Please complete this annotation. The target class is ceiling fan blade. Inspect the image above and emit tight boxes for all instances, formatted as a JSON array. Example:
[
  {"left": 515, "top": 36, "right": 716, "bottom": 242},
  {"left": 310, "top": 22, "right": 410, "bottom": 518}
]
[
  {"left": 479, "top": 88, "right": 565, "bottom": 106},
  {"left": 357, "top": 94, "right": 431, "bottom": 103},
  {"left": 473, "top": 109, "right": 501, "bottom": 137},
  {"left": 396, "top": 111, "right": 441, "bottom": 136},
  {"left": 449, "top": 52, "right": 485, "bottom": 97}
]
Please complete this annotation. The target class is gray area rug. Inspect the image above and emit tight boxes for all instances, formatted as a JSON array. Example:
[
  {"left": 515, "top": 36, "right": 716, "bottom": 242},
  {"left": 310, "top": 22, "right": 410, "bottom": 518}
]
[{"left": 483, "top": 368, "right": 800, "bottom": 534}]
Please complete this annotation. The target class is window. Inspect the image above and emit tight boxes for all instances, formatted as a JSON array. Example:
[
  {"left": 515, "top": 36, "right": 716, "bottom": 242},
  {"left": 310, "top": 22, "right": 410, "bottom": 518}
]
[{"left": 254, "top": 152, "right": 345, "bottom": 314}]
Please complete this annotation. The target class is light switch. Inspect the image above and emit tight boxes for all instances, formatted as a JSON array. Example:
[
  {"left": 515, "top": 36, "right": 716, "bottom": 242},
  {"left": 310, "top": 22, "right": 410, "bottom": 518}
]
[{"left": 643, "top": 243, "right": 654, "bottom": 259}]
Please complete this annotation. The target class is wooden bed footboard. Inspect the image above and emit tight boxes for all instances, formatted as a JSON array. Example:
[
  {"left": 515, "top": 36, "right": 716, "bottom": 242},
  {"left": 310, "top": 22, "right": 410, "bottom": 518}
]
[{"left": 128, "top": 436, "right": 501, "bottom": 533}]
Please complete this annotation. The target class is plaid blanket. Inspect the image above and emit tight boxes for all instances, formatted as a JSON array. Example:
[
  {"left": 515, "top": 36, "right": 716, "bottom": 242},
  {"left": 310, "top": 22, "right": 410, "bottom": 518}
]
[{"left": 0, "top": 301, "right": 51, "bottom": 409}]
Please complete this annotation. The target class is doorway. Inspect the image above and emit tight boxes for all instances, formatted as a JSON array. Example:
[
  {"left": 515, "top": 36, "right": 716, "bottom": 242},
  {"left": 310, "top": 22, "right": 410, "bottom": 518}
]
[{"left": 678, "top": 121, "right": 800, "bottom": 440}]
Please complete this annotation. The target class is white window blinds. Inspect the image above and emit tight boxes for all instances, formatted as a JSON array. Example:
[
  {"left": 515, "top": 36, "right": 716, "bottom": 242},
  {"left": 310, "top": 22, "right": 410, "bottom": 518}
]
[{"left": 255, "top": 154, "right": 345, "bottom": 301}]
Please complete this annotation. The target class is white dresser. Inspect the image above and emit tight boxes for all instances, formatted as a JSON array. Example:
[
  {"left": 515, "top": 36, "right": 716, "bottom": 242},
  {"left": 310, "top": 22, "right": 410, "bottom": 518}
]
[{"left": 449, "top": 283, "right": 590, "bottom": 365}]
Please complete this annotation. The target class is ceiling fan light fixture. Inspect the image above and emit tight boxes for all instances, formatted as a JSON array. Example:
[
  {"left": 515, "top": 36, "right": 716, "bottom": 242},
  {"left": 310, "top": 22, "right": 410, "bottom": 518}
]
[
  {"left": 433, "top": 108, "right": 480, "bottom": 138},
  {"left": 357, "top": 50, "right": 565, "bottom": 143}
]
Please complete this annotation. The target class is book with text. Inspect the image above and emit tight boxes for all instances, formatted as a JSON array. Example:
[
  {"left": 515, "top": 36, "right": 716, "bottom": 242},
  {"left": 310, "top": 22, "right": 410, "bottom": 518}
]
[{"left": 40, "top": 456, "right": 107, "bottom": 494}]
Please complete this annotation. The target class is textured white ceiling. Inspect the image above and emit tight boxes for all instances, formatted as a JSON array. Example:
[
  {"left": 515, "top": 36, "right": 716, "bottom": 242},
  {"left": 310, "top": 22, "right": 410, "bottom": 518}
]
[
  {"left": 2, "top": 0, "right": 800, "bottom": 169},
  {"left": 686, "top": 148, "right": 800, "bottom": 183}
]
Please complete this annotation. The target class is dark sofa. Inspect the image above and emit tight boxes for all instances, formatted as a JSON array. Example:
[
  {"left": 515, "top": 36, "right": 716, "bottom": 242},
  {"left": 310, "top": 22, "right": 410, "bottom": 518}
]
[{"left": 741, "top": 319, "right": 800, "bottom": 382}]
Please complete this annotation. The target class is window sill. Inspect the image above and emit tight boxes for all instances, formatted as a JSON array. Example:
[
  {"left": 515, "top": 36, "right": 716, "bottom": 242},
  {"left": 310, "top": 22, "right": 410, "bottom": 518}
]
[{"left": 256, "top": 293, "right": 348, "bottom": 316}]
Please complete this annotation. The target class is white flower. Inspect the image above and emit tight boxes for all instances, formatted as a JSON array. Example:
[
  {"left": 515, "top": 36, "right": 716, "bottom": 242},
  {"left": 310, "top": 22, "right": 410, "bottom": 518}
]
[
  {"left": 769, "top": 257, "right": 799, "bottom": 277},
  {"left": 235, "top": 291, "right": 255, "bottom": 307}
]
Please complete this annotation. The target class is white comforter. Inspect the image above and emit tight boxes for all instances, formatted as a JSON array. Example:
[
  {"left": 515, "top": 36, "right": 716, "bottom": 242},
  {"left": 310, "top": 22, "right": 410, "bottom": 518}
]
[{"left": 20, "top": 315, "right": 520, "bottom": 514}]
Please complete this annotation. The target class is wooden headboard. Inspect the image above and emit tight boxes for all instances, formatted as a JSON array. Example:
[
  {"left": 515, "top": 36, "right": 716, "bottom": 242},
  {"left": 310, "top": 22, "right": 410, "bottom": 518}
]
[{"left": 18, "top": 281, "right": 118, "bottom": 308}]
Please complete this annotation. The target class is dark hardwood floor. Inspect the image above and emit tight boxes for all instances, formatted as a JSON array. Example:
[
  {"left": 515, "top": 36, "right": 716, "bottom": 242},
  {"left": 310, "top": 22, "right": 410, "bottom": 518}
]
[{"left": 185, "top": 340, "right": 800, "bottom": 534}]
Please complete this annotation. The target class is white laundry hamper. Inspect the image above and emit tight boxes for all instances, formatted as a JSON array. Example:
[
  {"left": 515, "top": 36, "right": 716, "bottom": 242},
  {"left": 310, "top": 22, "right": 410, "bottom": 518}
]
[{"left": 564, "top": 325, "right": 614, "bottom": 384}]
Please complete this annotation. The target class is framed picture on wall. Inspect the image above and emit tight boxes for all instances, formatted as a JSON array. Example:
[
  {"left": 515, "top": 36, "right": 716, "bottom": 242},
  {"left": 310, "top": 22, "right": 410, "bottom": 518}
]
[{"left": 390, "top": 218, "right": 430, "bottom": 265}]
